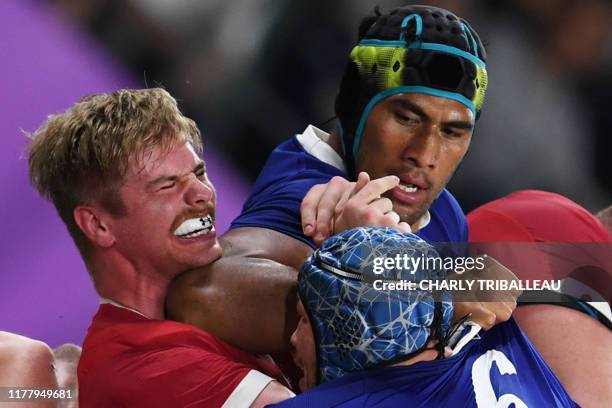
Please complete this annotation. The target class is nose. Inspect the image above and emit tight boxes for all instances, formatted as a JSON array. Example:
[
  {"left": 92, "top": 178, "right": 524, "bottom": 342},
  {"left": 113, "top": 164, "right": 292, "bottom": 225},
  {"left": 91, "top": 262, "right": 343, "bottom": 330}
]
[
  {"left": 184, "top": 176, "right": 214, "bottom": 207},
  {"left": 403, "top": 125, "right": 440, "bottom": 169}
]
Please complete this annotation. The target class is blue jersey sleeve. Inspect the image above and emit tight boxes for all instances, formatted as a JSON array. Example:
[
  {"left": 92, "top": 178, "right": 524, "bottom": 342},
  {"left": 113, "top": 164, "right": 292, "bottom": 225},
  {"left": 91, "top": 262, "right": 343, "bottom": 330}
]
[
  {"left": 231, "top": 174, "right": 331, "bottom": 248},
  {"left": 418, "top": 189, "right": 469, "bottom": 258},
  {"left": 230, "top": 137, "right": 346, "bottom": 248}
]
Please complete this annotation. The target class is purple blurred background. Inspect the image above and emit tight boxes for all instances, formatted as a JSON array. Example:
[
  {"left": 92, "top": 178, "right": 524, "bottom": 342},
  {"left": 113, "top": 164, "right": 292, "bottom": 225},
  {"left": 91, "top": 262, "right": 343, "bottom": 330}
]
[{"left": 0, "top": 0, "right": 249, "bottom": 348}]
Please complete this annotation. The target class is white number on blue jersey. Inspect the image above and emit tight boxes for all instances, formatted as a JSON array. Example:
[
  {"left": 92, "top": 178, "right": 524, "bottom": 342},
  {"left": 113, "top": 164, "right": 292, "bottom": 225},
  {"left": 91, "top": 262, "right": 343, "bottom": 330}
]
[{"left": 472, "top": 349, "right": 528, "bottom": 408}]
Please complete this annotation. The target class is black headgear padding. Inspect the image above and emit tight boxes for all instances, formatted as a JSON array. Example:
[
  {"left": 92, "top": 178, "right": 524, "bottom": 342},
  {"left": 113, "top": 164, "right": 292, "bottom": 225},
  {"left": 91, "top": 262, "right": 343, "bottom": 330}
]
[{"left": 334, "top": 5, "right": 487, "bottom": 177}]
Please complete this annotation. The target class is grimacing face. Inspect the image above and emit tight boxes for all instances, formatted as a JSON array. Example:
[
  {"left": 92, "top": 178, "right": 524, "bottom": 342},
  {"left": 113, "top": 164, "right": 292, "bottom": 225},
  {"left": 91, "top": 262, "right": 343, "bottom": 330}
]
[
  {"left": 290, "top": 300, "right": 318, "bottom": 392},
  {"left": 106, "top": 140, "right": 222, "bottom": 278},
  {"left": 356, "top": 93, "right": 474, "bottom": 227}
]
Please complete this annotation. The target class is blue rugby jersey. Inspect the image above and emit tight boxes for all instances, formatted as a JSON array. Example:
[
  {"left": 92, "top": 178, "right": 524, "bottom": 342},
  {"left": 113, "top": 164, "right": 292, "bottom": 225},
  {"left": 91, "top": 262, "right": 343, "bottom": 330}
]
[
  {"left": 270, "top": 319, "right": 577, "bottom": 408},
  {"left": 230, "top": 134, "right": 468, "bottom": 248}
]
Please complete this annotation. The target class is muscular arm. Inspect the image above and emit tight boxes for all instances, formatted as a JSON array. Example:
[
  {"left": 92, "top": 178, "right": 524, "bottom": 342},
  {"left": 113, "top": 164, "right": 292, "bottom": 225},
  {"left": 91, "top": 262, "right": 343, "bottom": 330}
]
[
  {"left": 515, "top": 305, "right": 612, "bottom": 407},
  {"left": 166, "top": 227, "right": 313, "bottom": 353}
]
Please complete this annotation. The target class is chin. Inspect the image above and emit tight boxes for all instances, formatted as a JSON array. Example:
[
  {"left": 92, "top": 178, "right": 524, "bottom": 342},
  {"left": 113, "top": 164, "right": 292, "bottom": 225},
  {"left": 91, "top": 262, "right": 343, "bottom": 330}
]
[
  {"left": 398, "top": 199, "right": 434, "bottom": 226},
  {"left": 179, "top": 240, "right": 223, "bottom": 270},
  {"left": 396, "top": 205, "right": 427, "bottom": 226},
  {"left": 197, "top": 240, "right": 223, "bottom": 266}
]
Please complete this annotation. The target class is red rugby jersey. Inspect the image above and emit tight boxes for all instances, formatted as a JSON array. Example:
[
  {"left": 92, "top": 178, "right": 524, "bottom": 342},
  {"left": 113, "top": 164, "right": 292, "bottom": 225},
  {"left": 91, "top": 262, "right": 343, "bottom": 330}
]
[{"left": 78, "top": 304, "right": 286, "bottom": 407}]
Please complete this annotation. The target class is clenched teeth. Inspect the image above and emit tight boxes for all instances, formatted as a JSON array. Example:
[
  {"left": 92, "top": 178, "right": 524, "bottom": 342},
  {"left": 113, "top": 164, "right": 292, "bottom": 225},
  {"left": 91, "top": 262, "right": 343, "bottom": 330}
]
[
  {"left": 174, "top": 215, "right": 213, "bottom": 238},
  {"left": 398, "top": 183, "right": 418, "bottom": 193}
]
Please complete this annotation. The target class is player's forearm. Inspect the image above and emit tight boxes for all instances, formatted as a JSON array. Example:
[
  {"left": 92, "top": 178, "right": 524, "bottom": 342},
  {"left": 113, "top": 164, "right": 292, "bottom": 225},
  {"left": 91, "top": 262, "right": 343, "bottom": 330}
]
[{"left": 166, "top": 253, "right": 299, "bottom": 353}]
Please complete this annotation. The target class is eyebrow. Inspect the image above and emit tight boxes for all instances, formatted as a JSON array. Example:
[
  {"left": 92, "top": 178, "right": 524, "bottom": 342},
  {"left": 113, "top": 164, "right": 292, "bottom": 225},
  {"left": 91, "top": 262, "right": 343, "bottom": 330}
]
[
  {"left": 393, "top": 99, "right": 474, "bottom": 130},
  {"left": 394, "top": 99, "right": 428, "bottom": 118},
  {"left": 146, "top": 160, "right": 205, "bottom": 189},
  {"left": 443, "top": 120, "right": 474, "bottom": 130}
]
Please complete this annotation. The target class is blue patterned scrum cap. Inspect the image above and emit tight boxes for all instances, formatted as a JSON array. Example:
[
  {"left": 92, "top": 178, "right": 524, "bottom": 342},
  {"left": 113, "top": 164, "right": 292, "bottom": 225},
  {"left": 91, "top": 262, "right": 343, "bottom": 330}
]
[{"left": 298, "top": 227, "right": 453, "bottom": 383}]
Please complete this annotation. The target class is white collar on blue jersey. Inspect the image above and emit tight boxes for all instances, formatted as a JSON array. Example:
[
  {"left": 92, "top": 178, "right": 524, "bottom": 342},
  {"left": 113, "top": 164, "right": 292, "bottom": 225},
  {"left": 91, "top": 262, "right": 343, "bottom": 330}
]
[{"left": 297, "top": 125, "right": 347, "bottom": 173}]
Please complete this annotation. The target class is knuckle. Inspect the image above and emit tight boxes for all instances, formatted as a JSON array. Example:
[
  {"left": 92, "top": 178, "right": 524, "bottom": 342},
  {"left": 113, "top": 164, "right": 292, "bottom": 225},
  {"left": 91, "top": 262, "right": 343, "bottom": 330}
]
[
  {"left": 481, "top": 312, "right": 496, "bottom": 329},
  {"left": 310, "top": 183, "right": 325, "bottom": 194},
  {"left": 385, "top": 211, "right": 400, "bottom": 224},
  {"left": 302, "top": 186, "right": 322, "bottom": 206},
  {"left": 486, "top": 311, "right": 497, "bottom": 325},
  {"left": 330, "top": 176, "right": 347, "bottom": 187},
  {"left": 300, "top": 200, "right": 312, "bottom": 212},
  {"left": 316, "top": 216, "right": 328, "bottom": 226},
  {"left": 363, "top": 209, "right": 379, "bottom": 224},
  {"left": 316, "top": 224, "right": 329, "bottom": 234},
  {"left": 344, "top": 202, "right": 357, "bottom": 214},
  {"left": 501, "top": 309, "right": 512, "bottom": 322},
  {"left": 380, "top": 216, "right": 395, "bottom": 227}
]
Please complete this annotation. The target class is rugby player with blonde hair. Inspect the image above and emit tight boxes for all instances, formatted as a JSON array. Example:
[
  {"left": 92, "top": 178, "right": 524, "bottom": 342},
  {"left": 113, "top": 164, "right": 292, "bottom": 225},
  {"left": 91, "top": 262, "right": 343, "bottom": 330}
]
[{"left": 28, "top": 88, "right": 293, "bottom": 407}]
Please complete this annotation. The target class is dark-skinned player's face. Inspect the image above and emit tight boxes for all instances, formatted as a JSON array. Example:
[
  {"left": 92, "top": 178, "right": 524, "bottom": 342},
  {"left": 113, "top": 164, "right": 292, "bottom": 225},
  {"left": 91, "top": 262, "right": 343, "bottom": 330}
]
[{"left": 356, "top": 93, "right": 474, "bottom": 226}]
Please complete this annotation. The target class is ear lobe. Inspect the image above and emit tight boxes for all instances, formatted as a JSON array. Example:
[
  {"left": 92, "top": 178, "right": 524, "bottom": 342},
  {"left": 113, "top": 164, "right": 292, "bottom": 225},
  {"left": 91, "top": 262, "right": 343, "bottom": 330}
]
[{"left": 73, "top": 206, "right": 115, "bottom": 248}]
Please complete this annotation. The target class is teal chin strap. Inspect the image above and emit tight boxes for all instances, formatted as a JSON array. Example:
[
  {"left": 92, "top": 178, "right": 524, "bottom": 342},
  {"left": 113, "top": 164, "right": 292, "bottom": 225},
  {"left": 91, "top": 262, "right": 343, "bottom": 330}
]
[{"left": 351, "top": 86, "right": 476, "bottom": 164}]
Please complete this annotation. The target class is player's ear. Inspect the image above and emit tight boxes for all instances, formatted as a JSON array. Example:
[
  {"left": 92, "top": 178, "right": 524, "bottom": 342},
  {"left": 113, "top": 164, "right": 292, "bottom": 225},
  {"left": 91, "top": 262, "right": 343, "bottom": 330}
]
[{"left": 73, "top": 205, "right": 116, "bottom": 248}]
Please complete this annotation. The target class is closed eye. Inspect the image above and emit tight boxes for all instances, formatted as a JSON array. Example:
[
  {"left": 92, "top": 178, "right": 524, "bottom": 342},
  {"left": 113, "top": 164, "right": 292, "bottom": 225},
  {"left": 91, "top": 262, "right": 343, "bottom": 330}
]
[
  {"left": 394, "top": 111, "right": 419, "bottom": 125},
  {"left": 442, "top": 128, "right": 466, "bottom": 139},
  {"left": 442, "top": 128, "right": 459, "bottom": 137},
  {"left": 159, "top": 182, "right": 176, "bottom": 191}
]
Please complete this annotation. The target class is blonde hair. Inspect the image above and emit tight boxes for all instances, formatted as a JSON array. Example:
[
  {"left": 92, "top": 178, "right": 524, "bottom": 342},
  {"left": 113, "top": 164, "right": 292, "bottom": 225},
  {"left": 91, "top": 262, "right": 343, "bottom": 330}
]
[{"left": 28, "top": 88, "right": 202, "bottom": 260}]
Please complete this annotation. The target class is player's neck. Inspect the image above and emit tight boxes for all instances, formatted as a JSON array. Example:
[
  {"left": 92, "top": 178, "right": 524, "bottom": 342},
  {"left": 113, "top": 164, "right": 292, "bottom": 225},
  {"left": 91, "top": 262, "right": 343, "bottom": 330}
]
[
  {"left": 327, "top": 129, "right": 345, "bottom": 159},
  {"left": 91, "top": 252, "right": 170, "bottom": 320}
]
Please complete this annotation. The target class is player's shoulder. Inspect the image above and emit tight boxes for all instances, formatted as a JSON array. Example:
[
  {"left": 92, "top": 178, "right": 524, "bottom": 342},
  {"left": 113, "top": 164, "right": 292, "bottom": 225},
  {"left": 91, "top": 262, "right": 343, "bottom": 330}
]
[
  {"left": 421, "top": 188, "right": 467, "bottom": 243},
  {"left": 432, "top": 188, "right": 464, "bottom": 218},
  {"left": 83, "top": 305, "right": 235, "bottom": 358},
  {"left": 79, "top": 311, "right": 255, "bottom": 386},
  {"left": 232, "top": 134, "right": 346, "bottom": 239},
  {"left": 0, "top": 331, "right": 55, "bottom": 377},
  {"left": 255, "top": 136, "right": 344, "bottom": 189}
]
